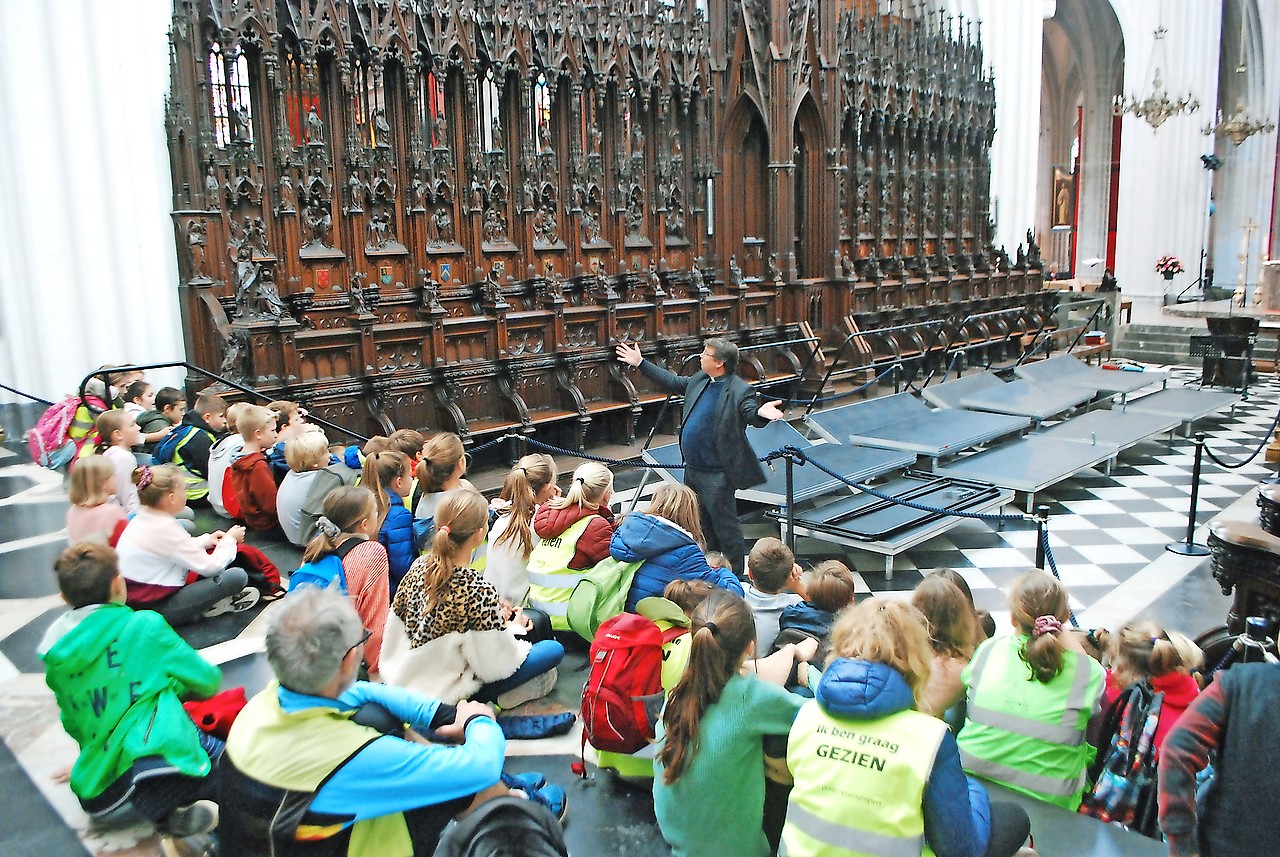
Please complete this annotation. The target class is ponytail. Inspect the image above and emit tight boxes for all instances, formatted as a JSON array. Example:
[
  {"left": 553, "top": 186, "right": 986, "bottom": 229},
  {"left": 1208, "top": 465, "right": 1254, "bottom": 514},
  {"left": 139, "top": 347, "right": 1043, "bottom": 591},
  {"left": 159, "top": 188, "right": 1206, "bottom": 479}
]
[
  {"left": 493, "top": 453, "right": 557, "bottom": 558},
  {"left": 1108, "top": 620, "right": 1204, "bottom": 687},
  {"left": 548, "top": 461, "right": 612, "bottom": 511},
  {"left": 1009, "top": 571, "right": 1070, "bottom": 683},
  {"left": 658, "top": 591, "right": 755, "bottom": 784},
  {"left": 393, "top": 489, "right": 488, "bottom": 621},
  {"left": 302, "top": 486, "right": 376, "bottom": 563},
  {"left": 361, "top": 450, "right": 409, "bottom": 526}
]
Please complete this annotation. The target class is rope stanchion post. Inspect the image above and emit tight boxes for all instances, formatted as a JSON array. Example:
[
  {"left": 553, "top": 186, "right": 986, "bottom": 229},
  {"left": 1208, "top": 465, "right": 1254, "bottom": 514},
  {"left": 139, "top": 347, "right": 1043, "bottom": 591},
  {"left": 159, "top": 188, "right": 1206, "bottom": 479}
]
[
  {"left": 784, "top": 449, "right": 796, "bottom": 555},
  {"left": 1034, "top": 504, "right": 1050, "bottom": 570},
  {"left": 1167, "top": 431, "right": 1211, "bottom": 557}
]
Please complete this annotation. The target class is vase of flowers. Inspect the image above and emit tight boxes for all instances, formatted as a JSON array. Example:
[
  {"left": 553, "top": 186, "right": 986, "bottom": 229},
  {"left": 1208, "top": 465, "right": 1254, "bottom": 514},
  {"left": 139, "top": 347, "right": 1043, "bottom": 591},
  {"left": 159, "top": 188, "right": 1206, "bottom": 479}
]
[{"left": 1155, "top": 255, "right": 1184, "bottom": 280}]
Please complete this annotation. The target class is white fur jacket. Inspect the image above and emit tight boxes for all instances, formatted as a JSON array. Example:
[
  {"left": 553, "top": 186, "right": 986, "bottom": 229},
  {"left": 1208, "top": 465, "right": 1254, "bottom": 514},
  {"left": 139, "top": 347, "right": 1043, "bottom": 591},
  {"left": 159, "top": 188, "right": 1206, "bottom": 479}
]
[{"left": 379, "top": 609, "right": 531, "bottom": 703}]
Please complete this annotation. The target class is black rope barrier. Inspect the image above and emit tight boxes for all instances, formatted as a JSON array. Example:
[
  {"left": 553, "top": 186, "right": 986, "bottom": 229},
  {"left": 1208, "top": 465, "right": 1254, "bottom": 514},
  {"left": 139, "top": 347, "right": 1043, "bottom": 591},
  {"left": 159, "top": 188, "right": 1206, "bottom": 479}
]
[
  {"left": 1202, "top": 403, "right": 1280, "bottom": 470},
  {"left": 1039, "top": 528, "right": 1080, "bottom": 628},
  {"left": 0, "top": 382, "right": 53, "bottom": 407}
]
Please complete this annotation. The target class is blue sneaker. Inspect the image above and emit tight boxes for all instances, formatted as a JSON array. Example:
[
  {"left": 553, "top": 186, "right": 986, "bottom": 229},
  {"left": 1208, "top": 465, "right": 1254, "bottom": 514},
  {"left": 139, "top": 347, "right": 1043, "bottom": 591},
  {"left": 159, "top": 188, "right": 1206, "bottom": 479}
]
[
  {"left": 500, "top": 771, "right": 547, "bottom": 792},
  {"left": 526, "top": 782, "right": 568, "bottom": 824}
]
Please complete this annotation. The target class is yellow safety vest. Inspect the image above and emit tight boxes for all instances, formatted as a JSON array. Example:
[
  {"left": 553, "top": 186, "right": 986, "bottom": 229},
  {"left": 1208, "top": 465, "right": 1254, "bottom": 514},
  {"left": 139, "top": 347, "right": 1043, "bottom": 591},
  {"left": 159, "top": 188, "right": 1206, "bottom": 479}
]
[
  {"left": 784, "top": 700, "right": 945, "bottom": 857},
  {"left": 525, "top": 516, "right": 593, "bottom": 629},
  {"left": 956, "top": 634, "right": 1104, "bottom": 810},
  {"left": 223, "top": 684, "right": 412, "bottom": 857}
]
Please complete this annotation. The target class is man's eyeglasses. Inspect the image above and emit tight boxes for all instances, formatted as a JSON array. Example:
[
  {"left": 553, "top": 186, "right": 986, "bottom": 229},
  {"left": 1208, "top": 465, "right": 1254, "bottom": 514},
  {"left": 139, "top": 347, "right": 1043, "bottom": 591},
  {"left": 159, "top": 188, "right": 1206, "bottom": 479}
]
[{"left": 346, "top": 627, "right": 372, "bottom": 659}]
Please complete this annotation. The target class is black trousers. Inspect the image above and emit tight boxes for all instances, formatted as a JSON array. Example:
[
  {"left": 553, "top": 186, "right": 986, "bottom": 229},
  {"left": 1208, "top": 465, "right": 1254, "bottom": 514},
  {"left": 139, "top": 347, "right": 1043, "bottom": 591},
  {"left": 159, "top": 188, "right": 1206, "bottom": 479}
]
[{"left": 684, "top": 466, "right": 745, "bottom": 575}]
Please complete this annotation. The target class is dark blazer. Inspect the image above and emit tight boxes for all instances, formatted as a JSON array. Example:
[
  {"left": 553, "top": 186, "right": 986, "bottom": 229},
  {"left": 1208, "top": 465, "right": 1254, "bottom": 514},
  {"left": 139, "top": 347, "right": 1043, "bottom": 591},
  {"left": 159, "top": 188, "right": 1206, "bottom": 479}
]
[{"left": 638, "top": 359, "right": 769, "bottom": 489}]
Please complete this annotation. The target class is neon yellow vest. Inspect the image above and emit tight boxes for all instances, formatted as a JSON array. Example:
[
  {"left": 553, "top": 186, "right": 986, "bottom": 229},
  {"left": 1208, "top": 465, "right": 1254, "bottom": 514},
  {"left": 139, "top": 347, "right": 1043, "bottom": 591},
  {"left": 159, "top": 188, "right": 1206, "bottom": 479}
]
[
  {"left": 525, "top": 516, "right": 593, "bottom": 629},
  {"left": 169, "top": 428, "right": 211, "bottom": 501},
  {"left": 784, "top": 700, "right": 945, "bottom": 857},
  {"left": 956, "top": 635, "right": 1104, "bottom": 810},
  {"left": 224, "top": 684, "right": 413, "bottom": 857}
]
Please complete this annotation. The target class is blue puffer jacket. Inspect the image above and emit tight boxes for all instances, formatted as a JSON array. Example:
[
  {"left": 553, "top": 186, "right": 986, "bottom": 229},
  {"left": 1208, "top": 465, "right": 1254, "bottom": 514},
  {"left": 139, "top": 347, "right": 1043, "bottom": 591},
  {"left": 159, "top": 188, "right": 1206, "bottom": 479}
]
[
  {"left": 612, "top": 512, "right": 743, "bottom": 612},
  {"left": 379, "top": 503, "right": 416, "bottom": 596},
  {"left": 812, "top": 659, "right": 993, "bottom": 857}
]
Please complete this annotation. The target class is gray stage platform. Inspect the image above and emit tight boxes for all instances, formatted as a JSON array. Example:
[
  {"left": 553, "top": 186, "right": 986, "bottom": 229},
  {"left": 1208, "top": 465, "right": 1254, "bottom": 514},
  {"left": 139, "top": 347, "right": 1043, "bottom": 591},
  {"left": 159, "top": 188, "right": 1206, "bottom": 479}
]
[
  {"left": 804, "top": 393, "right": 1030, "bottom": 464},
  {"left": 641, "top": 420, "right": 914, "bottom": 505},
  {"left": 934, "top": 435, "right": 1121, "bottom": 510},
  {"left": 923, "top": 372, "right": 1099, "bottom": 422},
  {"left": 1036, "top": 408, "right": 1180, "bottom": 453},
  {"left": 1124, "top": 386, "right": 1240, "bottom": 433},
  {"left": 1016, "top": 354, "right": 1166, "bottom": 401}
]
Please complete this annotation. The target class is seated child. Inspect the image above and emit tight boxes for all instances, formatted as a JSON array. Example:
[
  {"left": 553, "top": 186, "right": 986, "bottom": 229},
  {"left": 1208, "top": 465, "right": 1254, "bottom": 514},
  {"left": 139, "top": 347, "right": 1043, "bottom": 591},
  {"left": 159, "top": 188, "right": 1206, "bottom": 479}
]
[
  {"left": 116, "top": 464, "right": 256, "bottom": 625},
  {"left": 384, "top": 428, "right": 426, "bottom": 509},
  {"left": 93, "top": 410, "right": 143, "bottom": 515},
  {"left": 154, "top": 391, "right": 228, "bottom": 503},
  {"left": 276, "top": 430, "right": 335, "bottom": 546},
  {"left": 39, "top": 544, "right": 222, "bottom": 840},
  {"left": 362, "top": 450, "right": 416, "bottom": 595},
  {"left": 911, "top": 572, "right": 983, "bottom": 722},
  {"left": 207, "top": 402, "right": 249, "bottom": 519},
  {"left": 527, "top": 461, "right": 616, "bottom": 628},
  {"left": 265, "top": 400, "right": 315, "bottom": 483},
  {"left": 742, "top": 537, "right": 805, "bottom": 654},
  {"left": 120, "top": 380, "right": 171, "bottom": 451},
  {"left": 135, "top": 386, "right": 184, "bottom": 453},
  {"left": 297, "top": 445, "right": 362, "bottom": 544},
  {"left": 774, "top": 559, "right": 856, "bottom": 665},
  {"left": 228, "top": 404, "right": 280, "bottom": 533},
  {"left": 66, "top": 455, "right": 128, "bottom": 546},
  {"left": 1097, "top": 619, "right": 1202, "bottom": 754}
]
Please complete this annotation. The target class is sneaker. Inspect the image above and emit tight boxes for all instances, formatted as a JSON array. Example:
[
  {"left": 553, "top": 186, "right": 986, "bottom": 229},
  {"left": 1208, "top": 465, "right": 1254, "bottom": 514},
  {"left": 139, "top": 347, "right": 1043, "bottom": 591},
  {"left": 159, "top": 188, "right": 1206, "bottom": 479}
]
[
  {"left": 501, "top": 771, "right": 548, "bottom": 792},
  {"left": 158, "top": 800, "right": 219, "bottom": 837},
  {"left": 203, "top": 586, "right": 261, "bottom": 618},
  {"left": 496, "top": 711, "right": 576, "bottom": 741},
  {"left": 494, "top": 668, "right": 558, "bottom": 710},
  {"left": 518, "top": 783, "right": 568, "bottom": 825}
]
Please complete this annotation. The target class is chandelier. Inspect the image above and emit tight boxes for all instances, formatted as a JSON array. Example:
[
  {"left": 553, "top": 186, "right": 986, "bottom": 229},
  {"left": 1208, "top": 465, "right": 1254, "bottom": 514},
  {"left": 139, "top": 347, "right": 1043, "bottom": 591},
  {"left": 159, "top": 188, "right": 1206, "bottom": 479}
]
[
  {"left": 1205, "top": 102, "right": 1276, "bottom": 146},
  {"left": 1113, "top": 26, "right": 1200, "bottom": 130}
]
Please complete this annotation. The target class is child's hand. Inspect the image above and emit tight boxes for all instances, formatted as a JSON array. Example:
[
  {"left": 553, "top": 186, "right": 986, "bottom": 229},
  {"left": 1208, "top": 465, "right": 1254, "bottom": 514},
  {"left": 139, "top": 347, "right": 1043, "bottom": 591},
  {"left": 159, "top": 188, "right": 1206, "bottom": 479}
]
[
  {"left": 156, "top": 424, "right": 175, "bottom": 438},
  {"left": 794, "top": 636, "right": 819, "bottom": 663},
  {"left": 788, "top": 563, "right": 808, "bottom": 600},
  {"left": 227, "top": 525, "right": 247, "bottom": 543}
]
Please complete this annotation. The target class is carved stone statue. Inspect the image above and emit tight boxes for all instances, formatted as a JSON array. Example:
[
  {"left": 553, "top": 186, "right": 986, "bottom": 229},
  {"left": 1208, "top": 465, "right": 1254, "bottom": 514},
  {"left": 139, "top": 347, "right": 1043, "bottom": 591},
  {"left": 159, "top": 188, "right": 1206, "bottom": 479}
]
[
  {"left": 347, "top": 171, "right": 365, "bottom": 211},
  {"left": 372, "top": 108, "right": 392, "bottom": 147},
  {"left": 544, "top": 266, "right": 565, "bottom": 302},
  {"left": 204, "top": 166, "right": 220, "bottom": 208},
  {"left": 186, "top": 220, "right": 208, "bottom": 279},
  {"left": 646, "top": 263, "right": 664, "bottom": 297},
  {"left": 305, "top": 199, "right": 332, "bottom": 247},
  {"left": 409, "top": 177, "right": 428, "bottom": 211},
  {"left": 594, "top": 264, "right": 618, "bottom": 301},
  {"left": 666, "top": 204, "right": 685, "bottom": 238},
  {"left": 581, "top": 206, "right": 601, "bottom": 244},
  {"left": 839, "top": 251, "right": 856, "bottom": 279},
  {"left": 690, "top": 265, "right": 709, "bottom": 296},
  {"left": 432, "top": 114, "right": 448, "bottom": 147},
  {"left": 523, "top": 179, "right": 537, "bottom": 212},
  {"left": 349, "top": 281, "right": 368, "bottom": 314},
  {"left": 306, "top": 105, "right": 324, "bottom": 145},
  {"left": 367, "top": 210, "right": 392, "bottom": 249},
  {"left": 627, "top": 195, "right": 644, "bottom": 235},
  {"left": 232, "top": 103, "right": 252, "bottom": 144}
]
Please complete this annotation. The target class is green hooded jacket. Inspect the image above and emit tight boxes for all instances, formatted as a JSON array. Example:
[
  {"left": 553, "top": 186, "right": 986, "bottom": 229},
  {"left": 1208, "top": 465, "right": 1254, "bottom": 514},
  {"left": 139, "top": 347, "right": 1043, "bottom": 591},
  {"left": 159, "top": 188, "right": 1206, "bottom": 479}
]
[{"left": 39, "top": 603, "right": 221, "bottom": 800}]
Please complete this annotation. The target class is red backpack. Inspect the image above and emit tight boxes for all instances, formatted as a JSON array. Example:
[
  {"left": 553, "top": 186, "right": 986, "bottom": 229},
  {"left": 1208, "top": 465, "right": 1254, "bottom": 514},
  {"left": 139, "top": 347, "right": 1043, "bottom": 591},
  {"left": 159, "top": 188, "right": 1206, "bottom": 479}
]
[{"left": 580, "top": 613, "right": 683, "bottom": 754}]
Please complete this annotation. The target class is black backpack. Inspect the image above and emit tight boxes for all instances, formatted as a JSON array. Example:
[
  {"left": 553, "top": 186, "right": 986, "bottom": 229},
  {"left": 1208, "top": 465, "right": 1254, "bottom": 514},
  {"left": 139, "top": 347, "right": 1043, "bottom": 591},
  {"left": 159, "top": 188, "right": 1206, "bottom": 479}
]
[
  {"left": 435, "top": 795, "right": 568, "bottom": 857},
  {"left": 1078, "top": 681, "right": 1164, "bottom": 838}
]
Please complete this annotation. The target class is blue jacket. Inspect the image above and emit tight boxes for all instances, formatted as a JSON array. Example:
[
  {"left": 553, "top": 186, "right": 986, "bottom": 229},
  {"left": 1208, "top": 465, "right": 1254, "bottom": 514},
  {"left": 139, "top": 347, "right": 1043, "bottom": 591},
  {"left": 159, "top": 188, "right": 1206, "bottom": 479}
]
[
  {"left": 612, "top": 512, "right": 743, "bottom": 612},
  {"left": 779, "top": 601, "right": 835, "bottom": 640},
  {"left": 815, "top": 659, "right": 992, "bottom": 857},
  {"left": 379, "top": 503, "right": 416, "bottom": 596}
]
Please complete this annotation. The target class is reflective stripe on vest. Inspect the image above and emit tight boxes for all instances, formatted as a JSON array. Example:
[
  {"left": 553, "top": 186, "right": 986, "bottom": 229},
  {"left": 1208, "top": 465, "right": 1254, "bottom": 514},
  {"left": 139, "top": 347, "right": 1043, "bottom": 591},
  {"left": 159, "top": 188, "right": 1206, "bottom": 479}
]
[
  {"left": 525, "top": 516, "right": 594, "bottom": 625},
  {"left": 783, "top": 700, "right": 944, "bottom": 857},
  {"left": 957, "top": 635, "right": 1103, "bottom": 809}
]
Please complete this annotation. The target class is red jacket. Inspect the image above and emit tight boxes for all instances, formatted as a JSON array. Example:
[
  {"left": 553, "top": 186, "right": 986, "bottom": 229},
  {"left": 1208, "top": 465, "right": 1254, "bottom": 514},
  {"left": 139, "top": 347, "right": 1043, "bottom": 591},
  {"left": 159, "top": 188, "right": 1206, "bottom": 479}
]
[
  {"left": 532, "top": 502, "right": 615, "bottom": 570},
  {"left": 229, "top": 451, "right": 278, "bottom": 532},
  {"left": 1103, "top": 669, "right": 1200, "bottom": 754}
]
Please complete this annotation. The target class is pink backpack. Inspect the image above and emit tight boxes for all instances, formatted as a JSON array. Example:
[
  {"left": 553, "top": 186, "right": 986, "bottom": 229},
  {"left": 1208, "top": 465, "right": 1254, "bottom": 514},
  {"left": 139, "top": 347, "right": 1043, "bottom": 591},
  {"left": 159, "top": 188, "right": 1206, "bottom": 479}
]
[{"left": 27, "top": 395, "right": 106, "bottom": 468}]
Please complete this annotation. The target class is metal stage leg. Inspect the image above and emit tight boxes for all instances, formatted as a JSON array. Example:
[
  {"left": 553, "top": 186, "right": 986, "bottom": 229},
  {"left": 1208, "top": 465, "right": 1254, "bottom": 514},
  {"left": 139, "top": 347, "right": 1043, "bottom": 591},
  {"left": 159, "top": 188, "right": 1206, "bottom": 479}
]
[
  {"left": 1025, "top": 491, "right": 1036, "bottom": 514},
  {"left": 885, "top": 555, "right": 894, "bottom": 581}
]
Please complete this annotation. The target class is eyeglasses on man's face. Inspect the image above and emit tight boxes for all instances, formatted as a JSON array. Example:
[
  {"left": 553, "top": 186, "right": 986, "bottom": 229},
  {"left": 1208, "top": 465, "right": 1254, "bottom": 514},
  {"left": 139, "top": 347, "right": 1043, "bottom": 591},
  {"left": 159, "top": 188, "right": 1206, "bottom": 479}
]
[{"left": 346, "top": 627, "right": 372, "bottom": 659}]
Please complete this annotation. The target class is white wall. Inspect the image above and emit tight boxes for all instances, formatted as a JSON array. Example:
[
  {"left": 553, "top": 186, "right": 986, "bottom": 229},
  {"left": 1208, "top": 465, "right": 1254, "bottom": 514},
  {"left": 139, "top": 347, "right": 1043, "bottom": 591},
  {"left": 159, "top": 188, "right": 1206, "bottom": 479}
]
[{"left": 0, "top": 0, "right": 183, "bottom": 405}]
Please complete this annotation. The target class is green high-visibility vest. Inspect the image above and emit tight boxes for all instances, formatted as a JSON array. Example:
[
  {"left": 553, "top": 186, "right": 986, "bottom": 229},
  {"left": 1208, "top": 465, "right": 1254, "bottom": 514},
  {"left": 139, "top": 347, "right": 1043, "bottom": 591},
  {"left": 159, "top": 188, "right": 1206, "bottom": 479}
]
[
  {"left": 784, "top": 700, "right": 945, "bottom": 857},
  {"left": 525, "top": 516, "right": 594, "bottom": 629},
  {"left": 956, "top": 634, "right": 1105, "bottom": 809}
]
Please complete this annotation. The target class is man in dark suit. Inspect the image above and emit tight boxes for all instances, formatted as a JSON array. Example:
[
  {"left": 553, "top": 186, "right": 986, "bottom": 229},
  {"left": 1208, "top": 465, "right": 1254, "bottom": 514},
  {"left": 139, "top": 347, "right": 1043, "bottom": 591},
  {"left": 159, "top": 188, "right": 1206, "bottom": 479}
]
[{"left": 617, "top": 338, "right": 785, "bottom": 574}]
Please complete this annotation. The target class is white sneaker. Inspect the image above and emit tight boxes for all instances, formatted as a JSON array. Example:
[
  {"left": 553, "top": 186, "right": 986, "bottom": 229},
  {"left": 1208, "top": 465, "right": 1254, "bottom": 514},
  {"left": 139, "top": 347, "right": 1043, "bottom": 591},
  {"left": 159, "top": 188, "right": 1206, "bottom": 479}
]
[
  {"left": 202, "top": 586, "right": 261, "bottom": 617},
  {"left": 495, "top": 668, "right": 559, "bottom": 710}
]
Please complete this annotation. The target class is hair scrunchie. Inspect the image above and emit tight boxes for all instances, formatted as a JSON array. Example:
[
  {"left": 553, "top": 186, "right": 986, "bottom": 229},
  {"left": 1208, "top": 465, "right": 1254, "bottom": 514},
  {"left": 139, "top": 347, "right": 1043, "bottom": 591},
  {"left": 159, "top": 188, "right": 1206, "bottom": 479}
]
[
  {"left": 315, "top": 516, "right": 342, "bottom": 539},
  {"left": 438, "top": 524, "right": 451, "bottom": 536},
  {"left": 702, "top": 621, "right": 719, "bottom": 638},
  {"left": 1033, "top": 615, "right": 1063, "bottom": 637},
  {"left": 136, "top": 465, "right": 153, "bottom": 490}
]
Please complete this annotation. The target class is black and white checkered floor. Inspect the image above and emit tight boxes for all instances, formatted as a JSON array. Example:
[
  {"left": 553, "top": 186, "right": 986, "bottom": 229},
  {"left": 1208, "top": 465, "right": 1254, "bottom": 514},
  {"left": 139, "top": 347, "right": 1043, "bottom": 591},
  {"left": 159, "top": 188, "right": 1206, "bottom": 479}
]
[{"left": 0, "top": 364, "right": 1274, "bottom": 855}]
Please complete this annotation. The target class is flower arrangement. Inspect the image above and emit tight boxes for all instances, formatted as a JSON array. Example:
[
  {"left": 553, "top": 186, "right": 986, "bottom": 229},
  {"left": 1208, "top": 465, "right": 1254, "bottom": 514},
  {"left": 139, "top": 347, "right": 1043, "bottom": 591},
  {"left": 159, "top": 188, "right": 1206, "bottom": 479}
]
[{"left": 1155, "top": 255, "right": 1185, "bottom": 275}]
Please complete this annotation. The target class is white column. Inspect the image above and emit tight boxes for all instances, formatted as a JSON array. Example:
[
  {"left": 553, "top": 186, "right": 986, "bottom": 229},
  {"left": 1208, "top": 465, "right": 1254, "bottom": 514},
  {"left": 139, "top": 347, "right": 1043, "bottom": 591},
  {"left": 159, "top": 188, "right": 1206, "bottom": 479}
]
[
  {"left": 0, "top": 0, "right": 182, "bottom": 404},
  {"left": 1109, "top": 0, "right": 1223, "bottom": 307}
]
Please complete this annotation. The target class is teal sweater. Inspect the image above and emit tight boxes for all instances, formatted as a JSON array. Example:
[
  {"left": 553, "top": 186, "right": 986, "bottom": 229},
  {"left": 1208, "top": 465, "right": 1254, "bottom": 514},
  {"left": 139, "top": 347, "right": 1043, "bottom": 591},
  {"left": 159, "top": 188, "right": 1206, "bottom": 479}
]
[{"left": 653, "top": 673, "right": 806, "bottom": 857}]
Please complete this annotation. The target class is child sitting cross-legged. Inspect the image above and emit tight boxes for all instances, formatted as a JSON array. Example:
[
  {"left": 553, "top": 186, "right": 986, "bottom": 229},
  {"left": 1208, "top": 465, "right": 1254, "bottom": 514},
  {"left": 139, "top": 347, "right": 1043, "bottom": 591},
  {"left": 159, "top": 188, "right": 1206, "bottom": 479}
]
[
  {"left": 39, "top": 543, "right": 223, "bottom": 845},
  {"left": 362, "top": 449, "right": 417, "bottom": 596},
  {"left": 527, "top": 461, "right": 616, "bottom": 628},
  {"left": 742, "top": 536, "right": 806, "bottom": 654},
  {"left": 116, "top": 464, "right": 257, "bottom": 624},
  {"left": 228, "top": 404, "right": 280, "bottom": 534},
  {"left": 206, "top": 402, "right": 249, "bottom": 520},
  {"left": 66, "top": 455, "right": 128, "bottom": 547},
  {"left": 383, "top": 488, "right": 565, "bottom": 707},
  {"left": 93, "top": 410, "right": 144, "bottom": 515},
  {"left": 276, "top": 430, "right": 334, "bottom": 546}
]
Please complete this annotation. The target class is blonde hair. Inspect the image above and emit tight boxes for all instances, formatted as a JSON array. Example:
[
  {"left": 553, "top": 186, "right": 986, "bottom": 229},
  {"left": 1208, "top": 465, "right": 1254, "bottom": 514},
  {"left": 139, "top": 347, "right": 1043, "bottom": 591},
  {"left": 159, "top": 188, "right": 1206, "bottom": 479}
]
[
  {"left": 829, "top": 598, "right": 934, "bottom": 705},
  {"left": 1105, "top": 619, "right": 1203, "bottom": 688},
  {"left": 133, "top": 464, "right": 186, "bottom": 508},
  {"left": 911, "top": 573, "right": 981, "bottom": 660},
  {"left": 1008, "top": 570, "right": 1071, "bottom": 683},
  {"left": 362, "top": 450, "right": 411, "bottom": 525},
  {"left": 301, "top": 486, "right": 376, "bottom": 563},
  {"left": 416, "top": 432, "right": 466, "bottom": 492},
  {"left": 69, "top": 455, "right": 115, "bottom": 507},
  {"left": 94, "top": 410, "right": 135, "bottom": 451},
  {"left": 224, "top": 402, "right": 251, "bottom": 434},
  {"left": 285, "top": 431, "right": 331, "bottom": 472},
  {"left": 393, "top": 489, "right": 489, "bottom": 623},
  {"left": 237, "top": 404, "right": 276, "bottom": 440},
  {"left": 548, "top": 461, "right": 612, "bottom": 511},
  {"left": 647, "top": 483, "right": 703, "bottom": 547},
  {"left": 492, "top": 453, "right": 558, "bottom": 559}
]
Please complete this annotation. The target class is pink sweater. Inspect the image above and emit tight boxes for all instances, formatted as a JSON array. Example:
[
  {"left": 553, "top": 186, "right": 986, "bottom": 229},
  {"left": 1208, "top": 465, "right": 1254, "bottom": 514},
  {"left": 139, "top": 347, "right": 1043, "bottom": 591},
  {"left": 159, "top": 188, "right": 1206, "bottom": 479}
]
[
  {"left": 66, "top": 503, "right": 128, "bottom": 546},
  {"left": 116, "top": 507, "right": 239, "bottom": 604}
]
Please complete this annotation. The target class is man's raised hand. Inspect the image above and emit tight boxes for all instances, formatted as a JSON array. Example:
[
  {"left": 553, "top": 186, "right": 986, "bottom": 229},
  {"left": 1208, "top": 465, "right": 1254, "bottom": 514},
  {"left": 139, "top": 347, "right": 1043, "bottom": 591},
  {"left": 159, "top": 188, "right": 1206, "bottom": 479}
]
[
  {"left": 615, "top": 341, "right": 643, "bottom": 368},
  {"left": 758, "top": 399, "right": 785, "bottom": 421}
]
